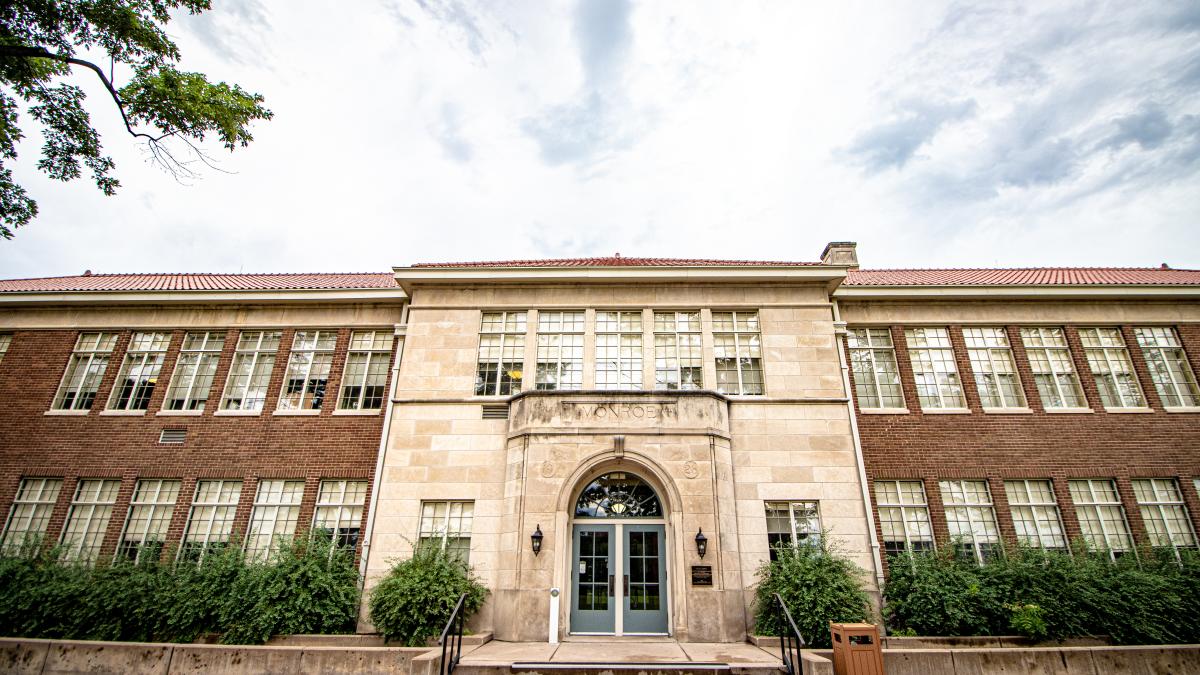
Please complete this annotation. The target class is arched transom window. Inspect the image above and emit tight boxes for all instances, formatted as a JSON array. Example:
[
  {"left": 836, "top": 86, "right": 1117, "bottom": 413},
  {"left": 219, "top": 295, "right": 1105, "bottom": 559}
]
[{"left": 575, "top": 472, "right": 663, "bottom": 518}]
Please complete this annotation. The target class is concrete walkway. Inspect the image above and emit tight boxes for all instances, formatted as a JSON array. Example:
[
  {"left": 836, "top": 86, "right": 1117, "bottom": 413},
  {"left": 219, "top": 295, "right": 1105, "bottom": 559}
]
[{"left": 459, "top": 639, "right": 783, "bottom": 667}]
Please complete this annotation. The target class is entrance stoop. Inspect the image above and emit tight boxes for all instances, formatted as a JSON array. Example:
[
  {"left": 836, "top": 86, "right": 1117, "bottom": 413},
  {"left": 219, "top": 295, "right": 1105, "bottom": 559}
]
[{"left": 454, "top": 639, "right": 785, "bottom": 675}]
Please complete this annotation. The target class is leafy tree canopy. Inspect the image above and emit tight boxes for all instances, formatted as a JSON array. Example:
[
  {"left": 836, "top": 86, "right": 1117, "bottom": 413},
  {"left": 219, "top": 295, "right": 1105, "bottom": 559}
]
[{"left": 0, "top": 1, "right": 273, "bottom": 238}]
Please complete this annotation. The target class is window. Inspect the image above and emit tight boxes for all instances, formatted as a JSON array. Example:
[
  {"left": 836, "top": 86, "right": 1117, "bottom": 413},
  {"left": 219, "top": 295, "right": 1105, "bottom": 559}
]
[
  {"left": 337, "top": 331, "right": 394, "bottom": 410},
  {"left": 713, "top": 311, "right": 763, "bottom": 395},
  {"left": 277, "top": 331, "right": 336, "bottom": 411},
  {"left": 874, "top": 480, "right": 934, "bottom": 557},
  {"left": 1132, "top": 478, "right": 1197, "bottom": 558},
  {"left": 0, "top": 333, "right": 11, "bottom": 366},
  {"left": 313, "top": 480, "right": 368, "bottom": 551},
  {"left": 765, "top": 501, "right": 821, "bottom": 560},
  {"left": 60, "top": 479, "right": 120, "bottom": 563},
  {"left": 535, "top": 311, "right": 583, "bottom": 391},
  {"left": 847, "top": 328, "right": 904, "bottom": 409},
  {"left": 596, "top": 310, "right": 643, "bottom": 390},
  {"left": 181, "top": 479, "right": 242, "bottom": 561},
  {"left": 905, "top": 327, "right": 967, "bottom": 409},
  {"left": 52, "top": 332, "right": 119, "bottom": 410},
  {"left": 654, "top": 311, "right": 703, "bottom": 389},
  {"left": 1079, "top": 328, "right": 1146, "bottom": 409},
  {"left": 963, "top": 328, "right": 1026, "bottom": 409},
  {"left": 939, "top": 479, "right": 1001, "bottom": 563},
  {"left": 1004, "top": 479, "right": 1067, "bottom": 552},
  {"left": 219, "top": 331, "right": 281, "bottom": 411},
  {"left": 1020, "top": 327, "right": 1087, "bottom": 409},
  {"left": 1, "top": 478, "right": 63, "bottom": 553},
  {"left": 245, "top": 479, "right": 304, "bottom": 561},
  {"left": 1133, "top": 327, "right": 1200, "bottom": 408},
  {"left": 477, "top": 311, "right": 526, "bottom": 396},
  {"left": 1068, "top": 479, "right": 1135, "bottom": 559},
  {"left": 163, "top": 332, "right": 226, "bottom": 411},
  {"left": 419, "top": 500, "right": 473, "bottom": 561},
  {"left": 117, "top": 479, "right": 180, "bottom": 563},
  {"left": 107, "top": 331, "right": 171, "bottom": 411}
]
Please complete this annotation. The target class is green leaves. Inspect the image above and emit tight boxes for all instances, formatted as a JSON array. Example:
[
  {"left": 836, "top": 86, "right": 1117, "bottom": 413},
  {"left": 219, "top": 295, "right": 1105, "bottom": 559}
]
[
  {"left": 752, "top": 540, "right": 872, "bottom": 648},
  {"left": 120, "top": 66, "right": 273, "bottom": 150},
  {"left": 368, "top": 543, "right": 489, "bottom": 646}
]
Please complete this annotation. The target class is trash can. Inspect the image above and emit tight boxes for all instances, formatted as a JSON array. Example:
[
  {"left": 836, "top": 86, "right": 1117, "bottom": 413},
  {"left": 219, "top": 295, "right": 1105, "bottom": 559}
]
[{"left": 829, "top": 622, "right": 884, "bottom": 675}]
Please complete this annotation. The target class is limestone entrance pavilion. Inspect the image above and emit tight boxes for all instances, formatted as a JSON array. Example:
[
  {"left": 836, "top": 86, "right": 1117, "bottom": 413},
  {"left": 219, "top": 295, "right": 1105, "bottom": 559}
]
[{"left": 361, "top": 243, "right": 882, "bottom": 642}]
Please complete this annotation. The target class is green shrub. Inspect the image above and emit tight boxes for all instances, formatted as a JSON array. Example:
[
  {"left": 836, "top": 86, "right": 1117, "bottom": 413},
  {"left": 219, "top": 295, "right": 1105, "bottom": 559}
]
[
  {"left": 753, "top": 540, "right": 872, "bottom": 648},
  {"left": 368, "top": 544, "right": 488, "bottom": 646}
]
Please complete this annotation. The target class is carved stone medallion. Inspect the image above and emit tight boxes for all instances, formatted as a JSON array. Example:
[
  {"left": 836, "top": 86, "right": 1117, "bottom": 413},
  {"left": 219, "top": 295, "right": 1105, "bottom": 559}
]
[
  {"left": 540, "top": 460, "right": 556, "bottom": 479},
  {"left": 682, "top": 460, "right": 700, "bottom": 479}
]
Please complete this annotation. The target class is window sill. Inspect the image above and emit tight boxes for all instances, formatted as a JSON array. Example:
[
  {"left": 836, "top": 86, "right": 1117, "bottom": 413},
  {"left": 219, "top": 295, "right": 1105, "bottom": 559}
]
[
  {"left": 156, "top": 410, "right": 204, "bottom": 416},
  {"left": 332, "top": 409, "right": 381, "bottom": 416},
  {"left": 1043, "top": 407, "right": 1093, "bottom": 414},
  {"left": 213, "top": 410, "right": 263, "bottom": 417},
  {"left": 920, "top": 408, "right": 971, "bottom": 415},
  {"left": 99, "top": 410, "right": 146, "bottom": 417},
  {"left": 44, "top": 409, "right": 89, "bottom": 416},
  {"left": 1164, "top": 406, "right": 1200, "bottom": 413},
  {"left": 1103, "top": 407, "right": 1153, "bottom": 414},
  {"left": 273, "top": 409, "right": 321, "bottom": 416},
  {"left": 983, "top": 407, "right": 1033, "bottom": 414},
  {"left": 859, "top": 408, "right": 909, "bottom": 415}
]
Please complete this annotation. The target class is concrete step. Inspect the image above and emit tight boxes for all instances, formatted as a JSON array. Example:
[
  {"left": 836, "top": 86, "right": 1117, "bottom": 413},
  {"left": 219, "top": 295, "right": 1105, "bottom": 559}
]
[{"left": 454, "top": 662, "right": 783, "bottom": 675}]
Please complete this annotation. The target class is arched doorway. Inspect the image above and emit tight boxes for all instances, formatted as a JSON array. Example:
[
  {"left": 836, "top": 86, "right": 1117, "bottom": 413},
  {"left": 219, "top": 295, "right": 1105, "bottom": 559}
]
[{"left": 569, "top": 471, "right": 670, "bottom": 635}]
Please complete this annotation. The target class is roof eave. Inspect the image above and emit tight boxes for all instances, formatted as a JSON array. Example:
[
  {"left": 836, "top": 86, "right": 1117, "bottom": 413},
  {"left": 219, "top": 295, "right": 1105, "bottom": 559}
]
[
  {"left": 0, "top": 287, "right": 409, "bottom": 306},
  {"left": 834, "top": 285, "right": 1200, "bottom": 300}
]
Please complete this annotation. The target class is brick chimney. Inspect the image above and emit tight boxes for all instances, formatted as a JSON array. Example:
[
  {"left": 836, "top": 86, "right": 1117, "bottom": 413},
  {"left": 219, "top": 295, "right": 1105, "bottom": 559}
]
[{"left": 820, "top": 242, "right": 858, "bottom": 268}]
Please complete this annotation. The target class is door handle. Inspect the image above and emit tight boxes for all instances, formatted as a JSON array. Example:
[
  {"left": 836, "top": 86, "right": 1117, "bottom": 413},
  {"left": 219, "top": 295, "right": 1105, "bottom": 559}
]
[
  {"left": 624, "top": 575, "right": 629, "bottom": 596},
  {"left": 608, "top": 575, "right": 614, "bottom": 597}
]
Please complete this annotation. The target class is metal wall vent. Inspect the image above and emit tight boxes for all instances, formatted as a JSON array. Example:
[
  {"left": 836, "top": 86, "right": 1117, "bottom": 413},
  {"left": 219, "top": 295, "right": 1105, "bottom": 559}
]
[
  {"left": 159, "top": 428, "right": 187, "bottom": 444},
  {"left": 481, "top": 404, "right": 509, "bottom": 420}
]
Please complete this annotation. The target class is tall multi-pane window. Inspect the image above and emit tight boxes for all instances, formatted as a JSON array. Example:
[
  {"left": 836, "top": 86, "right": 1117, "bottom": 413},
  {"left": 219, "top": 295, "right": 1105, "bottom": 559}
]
[
  {"left": 765, "top": 501, "right": 821, "bottom": 560},
  {"left": 847, "top": 328, "right": 904, "bottom": 409},
  {"left": 278, "top": 331, "right": 336, "bottom": 411},
  {"left": 595, "top": 310, "right": 643, "bottom": 390},
  {"left": 337, "top": 331, "right": 394, "bottom": 410},
  {"left": 313, "top": 480, "right": 368, "bottom": 550},
  {"left": 905, "top": 327, "right": 967, "bottom": 409},
  {"left": 1020, "top": 327, "right": 1087, "bottom": 409},
  {"left": 245, "top": 480, "right": 304, "bottom": 561},
  {"left": 181, "top": 479, "right": 242, "bottom": 561},
  {"left": 1132, "top": 478, "right": 1197, "bottom": 558},
  {"left": 535, "top": 311, "right": 583, "bottom": 391},
  {"left": 713, "top": 311, "right": 763, "bottom": 395},
  {"left": 939, "top": 479, "right": 1001, "bottom": 563},
  {"left": 476, "top": 311, "right": 526, "bottom": 396},
  {"left": 1079, "top": 328, "right": 1146, "bottom": 409},
  {"left": 107, "top": 332, "right": 171, "bottom": 411},
  {"left": 163, "top": 332, "right": 226, "bottom": 411},
  {"left": 1068, "top": 479, "right": 1135, "bottom": 559},
  {"left": 1133, "top": 327, "right": 1200, "bottom": 408},
  {"left": 117, "top": 479, "right": 180, "bottom": 563},
  {"left": 219, "top": 331, "right": 281, "bottom": 411},
  {"left": 60, "top": 479, "right": 120, "bottom": 563},
  {"left": 419, "top": 500, "right": 473, "bottom": 562},
  {"left": 52, "top": 332, "right": 119, "bottom": 410},
  {"left": 874, "top": 480, "right": 934, "bottom": 557},
  {"left": 1004, "top": 479, "right": 1067, "bottom": 552},
  {"left": 0, "top": 333, "right": 11, "bottom": 366},
  {"left": 653, "top": 311, "right": 702, "bottom": 390},
  {"left": 1, "top": 478, "right": 63, "bottom": 553},
  {"left": 963, "top": 328, "right": 1026, "bottom": 409}
]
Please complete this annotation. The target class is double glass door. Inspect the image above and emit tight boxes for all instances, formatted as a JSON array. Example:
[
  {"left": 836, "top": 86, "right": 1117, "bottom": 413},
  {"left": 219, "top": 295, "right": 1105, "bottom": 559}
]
[{"left": 570, "top": 523, "right": 668, "bottom": 635}]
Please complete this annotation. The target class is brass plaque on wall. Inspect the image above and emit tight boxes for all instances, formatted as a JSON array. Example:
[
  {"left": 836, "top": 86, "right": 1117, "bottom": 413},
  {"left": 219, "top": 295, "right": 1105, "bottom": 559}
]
[{"left": 690, "top": 565, "right": 713, "bottom": 586}]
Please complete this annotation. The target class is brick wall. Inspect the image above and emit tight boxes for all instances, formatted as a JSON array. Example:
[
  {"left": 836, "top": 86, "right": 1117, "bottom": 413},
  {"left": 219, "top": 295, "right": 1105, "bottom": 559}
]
[
  {"left": 847, "top": 323, "right": 1200, "bottom": 568},
  {"left": 0, "top": 327, "right": 396, "bottom": 559}
]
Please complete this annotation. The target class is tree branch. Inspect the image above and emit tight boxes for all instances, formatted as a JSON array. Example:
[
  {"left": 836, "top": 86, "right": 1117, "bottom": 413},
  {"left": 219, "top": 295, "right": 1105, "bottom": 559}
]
[{"left": 0, "top": 45, "right": 173, "bottom": 143}]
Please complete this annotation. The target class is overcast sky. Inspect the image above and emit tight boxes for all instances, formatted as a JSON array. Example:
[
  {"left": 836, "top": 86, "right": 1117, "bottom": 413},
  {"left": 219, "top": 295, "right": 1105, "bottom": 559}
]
[{"left": 2, "top": 1, "right": 1199, "bottom": 277}]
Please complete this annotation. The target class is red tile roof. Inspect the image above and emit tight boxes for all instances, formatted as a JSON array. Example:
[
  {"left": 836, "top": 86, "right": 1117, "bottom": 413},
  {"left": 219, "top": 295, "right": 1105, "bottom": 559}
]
[
  {"left": 844, "top": 267, "right": 1200, "bottom": 286},
  {"left": 409, "top": 256, "right": 823, "bottom": 268},
  {"left": 0, "top": 273, "right": 399, "bottom": 293}
]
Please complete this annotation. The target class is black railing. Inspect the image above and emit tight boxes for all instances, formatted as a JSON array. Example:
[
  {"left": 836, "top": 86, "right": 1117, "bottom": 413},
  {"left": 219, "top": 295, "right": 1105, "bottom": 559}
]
[
  {"left": 438, "top": 593, "right": 468, "bottom": 675},
  {"left": 773, "top": 593, "right": 807, "bottom": 675}
]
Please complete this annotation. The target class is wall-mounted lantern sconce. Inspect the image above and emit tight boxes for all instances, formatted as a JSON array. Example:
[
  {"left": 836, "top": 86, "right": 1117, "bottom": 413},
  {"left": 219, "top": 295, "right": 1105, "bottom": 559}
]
[
  {"left": 695, "top": 528, "right": 708, "bottom": 559},
  {"left": 531, "top": 524, "right": 544, "bottom": 556}
]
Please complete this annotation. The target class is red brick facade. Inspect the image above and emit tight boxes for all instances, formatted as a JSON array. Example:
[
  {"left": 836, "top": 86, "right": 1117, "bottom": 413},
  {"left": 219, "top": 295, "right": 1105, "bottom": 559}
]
[
  {"left": 0, "top": 326, "right": 396, "bottom": 561},
  {"left": 846, "top": 322, "right": 1200, "bottom": 568}
]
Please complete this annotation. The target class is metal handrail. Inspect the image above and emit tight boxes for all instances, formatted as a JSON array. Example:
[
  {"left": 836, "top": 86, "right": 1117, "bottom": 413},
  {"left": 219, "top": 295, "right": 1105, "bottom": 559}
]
[
  {"left": 773, "top": 593, "right": 807, "bottom": 675},
  {"left": 438, "top": 593, "right": 468, "bottom": 675}
]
